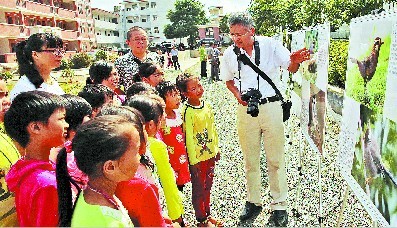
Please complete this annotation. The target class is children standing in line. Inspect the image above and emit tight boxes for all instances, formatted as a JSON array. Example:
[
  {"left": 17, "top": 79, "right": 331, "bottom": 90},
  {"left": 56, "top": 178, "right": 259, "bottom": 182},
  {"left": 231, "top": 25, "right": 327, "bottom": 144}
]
[
  {"left": 56, "top": 115, "right": 141, "bottom": 227},
  {"left": 4, "top": 91, "right": 69, "bottom": 226},
  {"left": 176, "top": 73, "right": 224, "bottom": 227},
  {"left": 156, "top": 81, "right": 191, "bottom": 191},
  {"left": 128, "top": 95, "right": 186, "bottom": 226}
]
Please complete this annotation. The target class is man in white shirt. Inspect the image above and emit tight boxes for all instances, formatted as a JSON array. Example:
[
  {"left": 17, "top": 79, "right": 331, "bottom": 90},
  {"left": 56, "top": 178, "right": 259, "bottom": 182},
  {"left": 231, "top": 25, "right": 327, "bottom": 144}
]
[
  {"left": 170, "top": 46, "right": 180, "bottom": 70},
  {"left": 220, "top": 12, "right": 309, "bottom": 226}
]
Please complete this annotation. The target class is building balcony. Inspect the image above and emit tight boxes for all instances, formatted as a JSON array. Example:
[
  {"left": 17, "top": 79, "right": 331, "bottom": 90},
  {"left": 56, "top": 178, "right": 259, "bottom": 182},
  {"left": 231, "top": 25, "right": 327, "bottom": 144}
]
[
  {"left": 96, "top": 35, "right": 120, "bottom": 44},
  {"left": 0, "top": 0, "right": 17, "bottom": 9},
  {"left": 61, "top": 30, "right": 78, "bottom": 40},
  {"left": 28, "top": 25, "right": 62, "bottom": 37},
  {"left": 25, "top": 1, "right": 52, "bottom": 15},
  {"left": 126, "top": 22, "right": 150, "bottom": 29},
  {"left": 55, "top": 7, "right": 76, "bottom": 19},
  {"left": 0, "top": 23, "right": 28, "bottom": 38},
  {"left": 124, "top": 11, "right": 140, "bottom": 17},
  {"left": 79, "top": 32, "right": 95, "bottom": 40},
  {"left": 94, "top": 20, "right": 118, "bottom": 30}
]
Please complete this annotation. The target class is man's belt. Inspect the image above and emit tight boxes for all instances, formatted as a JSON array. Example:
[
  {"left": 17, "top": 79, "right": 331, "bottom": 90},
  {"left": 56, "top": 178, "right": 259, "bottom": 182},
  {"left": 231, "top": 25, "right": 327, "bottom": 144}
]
[{"left": 259, "top": 95, "right": 281, "bottom": 104}]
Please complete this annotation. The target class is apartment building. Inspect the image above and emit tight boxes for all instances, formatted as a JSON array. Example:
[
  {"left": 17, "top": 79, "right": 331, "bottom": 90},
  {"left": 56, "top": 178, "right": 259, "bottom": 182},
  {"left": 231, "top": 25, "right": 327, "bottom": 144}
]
[
  {"left": 92, "top": 7, "right": 120, "bottom": 49},
  {"left": 119, "top": 0, "right": 175, "bottom": 47},
  {"left": 0, "top": 0, "right": 95, "bottom": 63},
  {"left": 197, "top": 6, "right": 223, "bottom": 41}
]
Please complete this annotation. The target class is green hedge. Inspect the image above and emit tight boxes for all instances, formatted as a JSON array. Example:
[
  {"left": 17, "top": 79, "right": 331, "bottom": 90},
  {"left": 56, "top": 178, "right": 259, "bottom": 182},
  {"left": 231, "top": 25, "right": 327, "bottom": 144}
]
[
  {"left": 70, "top": 52, "right": 93, "bottom": 69},
  {"left": 328, "top": 39, "right": 349, "bottom": 89}
]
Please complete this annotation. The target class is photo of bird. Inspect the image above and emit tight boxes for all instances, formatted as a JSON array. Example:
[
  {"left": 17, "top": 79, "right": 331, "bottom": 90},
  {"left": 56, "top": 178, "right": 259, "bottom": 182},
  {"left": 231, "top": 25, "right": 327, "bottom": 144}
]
[
  {"left": 362, "top": 127, "right": 397, "bottom": 187},
  {"left": 350, "top": 37, "right": 384, "bottom": 87}
]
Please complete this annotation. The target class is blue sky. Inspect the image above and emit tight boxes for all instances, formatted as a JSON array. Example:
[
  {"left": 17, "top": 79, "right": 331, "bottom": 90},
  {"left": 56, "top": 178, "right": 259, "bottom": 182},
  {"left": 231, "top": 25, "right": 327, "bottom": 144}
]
[{"left": 91, "top": 0, "right": 250, "bottom": 14}]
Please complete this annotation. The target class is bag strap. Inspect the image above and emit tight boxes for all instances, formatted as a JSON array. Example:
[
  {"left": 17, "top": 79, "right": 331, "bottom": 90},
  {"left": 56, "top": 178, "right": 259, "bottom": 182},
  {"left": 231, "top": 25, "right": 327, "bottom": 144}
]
[{"left": 233, "top": 46, "right": 284, "bottom": 100}]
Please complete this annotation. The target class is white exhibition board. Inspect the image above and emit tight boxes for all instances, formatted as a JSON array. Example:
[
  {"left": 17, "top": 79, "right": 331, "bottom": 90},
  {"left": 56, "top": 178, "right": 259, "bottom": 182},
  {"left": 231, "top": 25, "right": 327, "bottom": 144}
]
[{"left": 338, "top": 12, "right": 397, "bottom": 226}]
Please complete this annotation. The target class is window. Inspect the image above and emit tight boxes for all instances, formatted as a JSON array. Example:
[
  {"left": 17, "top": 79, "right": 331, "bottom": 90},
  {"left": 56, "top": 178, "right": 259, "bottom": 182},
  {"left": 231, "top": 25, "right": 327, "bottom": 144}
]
[
  {"left": 141, "top": 18, "right": 146, "bottom": 22},
  {"left": 6, "top": 16, "right": 13, "bottom": 24},
  {"left": 128, "top": 19, "right": 133, "bottom": 23},
  {"left": 127, "top": 8, "right": 131, "bottom": 11},
  {"left": 152, "top": 15, "right": 157, "bottom": 21},
  {"left": 15, "top": 17, "right": 21, "bottom": 25},
  {"left": 29, "top": 18, "right": 35, "bottom": 26},
  {"left": 154, "top": 27, "right": 159, "bottom": 33},
  {"left": 141, "top": 6, "right": 145, "bottom": 10},
  {"left": 151, "top": 2, "right": 156, "bottom": 8},
  {"left": 11, "top": 42, "right": 18, "bottom": 53}
]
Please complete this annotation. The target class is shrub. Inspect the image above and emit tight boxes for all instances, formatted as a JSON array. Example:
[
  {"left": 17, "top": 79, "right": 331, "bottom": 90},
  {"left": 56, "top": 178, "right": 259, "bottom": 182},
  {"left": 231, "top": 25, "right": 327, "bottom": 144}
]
[
  {"left": 60, "top": 59, "right": 71, "bottom": 70},
  {"left": 61, "top": 68, "right": 75, "bottom": 81},
  {"left": 95, "top": 49, "right": 108, "bottom": 61},
  {"left": 70, "top": 52, "right": 93, "bottom": 69},
  {"left": 328, "top": 39, "right": 349, "bottom": 89},
  {"left": 0, "top": 71, "right": 13, "bottom": 82},
  {"left": 108, "top": 52, "right": 119, "bottom": 63},
  {"left": 59, "top": 81, "right": 85, "bottom": 95}
]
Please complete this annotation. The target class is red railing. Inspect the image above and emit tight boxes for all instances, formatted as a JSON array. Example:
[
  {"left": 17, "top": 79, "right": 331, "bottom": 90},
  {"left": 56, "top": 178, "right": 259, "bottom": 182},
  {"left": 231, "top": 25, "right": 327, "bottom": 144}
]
[
  {"left": 25, "top": 1, "right": 52, "bottom": 14},
  {"left": 0, "top": 23, "right": 24, "bottom": 37},
  {"left": 56, "top": 7, "right": 76, "bottom": 19},
  {"left": 0, "top": 0, "right": 17, "bottom": 8},
  {"left": 61, "top": 30, "right": 78, "bottom": 40}
]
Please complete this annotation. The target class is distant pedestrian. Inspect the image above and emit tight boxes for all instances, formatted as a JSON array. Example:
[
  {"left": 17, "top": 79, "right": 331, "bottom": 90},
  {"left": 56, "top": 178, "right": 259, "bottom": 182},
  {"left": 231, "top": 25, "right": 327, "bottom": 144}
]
[
  {"left": 208, "top": 42, "right": 221, "bottom": 82},
  {"left": 166, "top": 50, "right": 173, "bottom": 68},
  {"left": 199, "top": 43, "right": 207, "bottom": 78},
  {"left": 170, "top": 46, "right": 180, "bottom": 70}
]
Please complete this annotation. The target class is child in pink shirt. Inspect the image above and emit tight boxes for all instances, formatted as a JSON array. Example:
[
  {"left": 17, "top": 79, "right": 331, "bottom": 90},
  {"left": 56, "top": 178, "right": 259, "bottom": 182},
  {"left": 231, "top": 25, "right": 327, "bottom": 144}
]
[{"left": 5, "top": 91, "right": 69, "bottom": 226}]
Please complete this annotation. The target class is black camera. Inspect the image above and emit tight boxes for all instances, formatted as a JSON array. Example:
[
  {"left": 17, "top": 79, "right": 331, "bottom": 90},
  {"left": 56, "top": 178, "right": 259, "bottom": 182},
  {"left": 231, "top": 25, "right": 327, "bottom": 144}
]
[{"left": 241, "top": 88, "right": 262, "bottom": 117}]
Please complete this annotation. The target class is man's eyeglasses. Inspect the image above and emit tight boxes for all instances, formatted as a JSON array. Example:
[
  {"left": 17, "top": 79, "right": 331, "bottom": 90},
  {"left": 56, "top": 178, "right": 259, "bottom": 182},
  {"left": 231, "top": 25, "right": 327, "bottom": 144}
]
[
  {"left": 36, "top": 49, "right": 65, "bottom": 56},
  {"left": 229, "top": 31, "right": 250, "bottom": 38}
]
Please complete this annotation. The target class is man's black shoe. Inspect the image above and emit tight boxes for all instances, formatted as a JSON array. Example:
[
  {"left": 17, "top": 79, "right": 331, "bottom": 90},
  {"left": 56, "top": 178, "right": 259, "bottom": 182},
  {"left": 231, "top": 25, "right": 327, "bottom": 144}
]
[
  {"left": 267, "top": 210, "right": 288, "bottom": 227},
  {"left": 239, "top": 201, "right": 262, "bottom": 221}
]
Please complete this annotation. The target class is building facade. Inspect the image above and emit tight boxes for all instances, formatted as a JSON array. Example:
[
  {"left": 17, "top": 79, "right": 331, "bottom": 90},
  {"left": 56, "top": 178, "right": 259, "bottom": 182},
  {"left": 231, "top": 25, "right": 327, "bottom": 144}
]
[
  {"left": 0, "top": 0, "right": 95, "bottom": 63},
  {"left": 118, "top": 0, "right": 175, "bottom": 47},
  {"left": 92, "top": 7, "right": 120, "bottom": 50},
  {"left": 197, "top": 6, "right": 223, "bottom": 41}
]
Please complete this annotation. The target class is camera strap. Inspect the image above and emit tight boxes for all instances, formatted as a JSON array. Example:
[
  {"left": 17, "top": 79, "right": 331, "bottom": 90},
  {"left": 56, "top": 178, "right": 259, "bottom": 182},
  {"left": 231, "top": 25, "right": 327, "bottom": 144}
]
[{"left": 233, "top": 44, "right": 284, "bottom": 101}]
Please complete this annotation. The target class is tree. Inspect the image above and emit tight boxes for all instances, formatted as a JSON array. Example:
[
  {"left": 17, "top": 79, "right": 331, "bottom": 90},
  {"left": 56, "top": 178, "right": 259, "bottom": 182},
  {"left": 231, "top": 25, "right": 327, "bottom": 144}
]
[
  {"left": 249, "top": 0, "right": 386, "bottom": 36},
  {"left": 219, "top": 14, "right": 230, "bottom": 34},
  {"left": 164, "top": 0, "right": 208, "bottom": 48}
]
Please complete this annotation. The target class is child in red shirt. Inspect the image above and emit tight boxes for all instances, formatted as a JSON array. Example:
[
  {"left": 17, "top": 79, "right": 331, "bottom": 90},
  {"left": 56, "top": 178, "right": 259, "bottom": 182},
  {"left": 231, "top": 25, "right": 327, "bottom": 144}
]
[{"left": 156, "top": 81, "right": 191, "bottom": 191}]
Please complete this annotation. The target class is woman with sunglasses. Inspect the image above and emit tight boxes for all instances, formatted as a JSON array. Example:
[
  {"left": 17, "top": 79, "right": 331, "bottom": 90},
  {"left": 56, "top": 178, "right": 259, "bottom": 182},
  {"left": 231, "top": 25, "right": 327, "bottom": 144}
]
[{"left": 10, "top": 33, "right": 65, "bottom": 101}]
